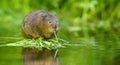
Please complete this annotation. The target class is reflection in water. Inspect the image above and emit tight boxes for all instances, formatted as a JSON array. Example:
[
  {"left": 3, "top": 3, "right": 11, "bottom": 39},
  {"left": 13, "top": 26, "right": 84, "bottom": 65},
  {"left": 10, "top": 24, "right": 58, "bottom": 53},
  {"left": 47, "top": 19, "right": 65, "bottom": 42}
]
[{"left": 22, "top": 48, "right": 59, "bottom": 65}]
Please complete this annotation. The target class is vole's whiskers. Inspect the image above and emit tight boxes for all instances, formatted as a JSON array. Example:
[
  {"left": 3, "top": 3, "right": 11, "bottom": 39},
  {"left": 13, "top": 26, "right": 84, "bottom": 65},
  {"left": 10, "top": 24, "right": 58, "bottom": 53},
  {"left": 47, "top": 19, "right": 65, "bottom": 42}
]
[{"left": 54, "top": 31, "right": 58, "bottom": 41}]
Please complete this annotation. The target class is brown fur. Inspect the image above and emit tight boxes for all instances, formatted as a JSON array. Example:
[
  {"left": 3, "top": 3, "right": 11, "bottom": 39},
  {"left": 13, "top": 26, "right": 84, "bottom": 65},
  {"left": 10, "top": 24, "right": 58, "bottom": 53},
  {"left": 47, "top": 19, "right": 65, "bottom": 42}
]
[{"left": 22, "top": 10, "right": 59, "bottom": 39}]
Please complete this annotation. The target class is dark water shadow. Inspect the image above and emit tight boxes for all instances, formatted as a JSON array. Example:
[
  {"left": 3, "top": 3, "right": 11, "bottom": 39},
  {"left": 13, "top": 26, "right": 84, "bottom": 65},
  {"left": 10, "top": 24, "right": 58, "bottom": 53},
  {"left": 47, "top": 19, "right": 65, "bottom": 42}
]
[{"left": 22, "top": 48, "right": 59, "bottom": 65}]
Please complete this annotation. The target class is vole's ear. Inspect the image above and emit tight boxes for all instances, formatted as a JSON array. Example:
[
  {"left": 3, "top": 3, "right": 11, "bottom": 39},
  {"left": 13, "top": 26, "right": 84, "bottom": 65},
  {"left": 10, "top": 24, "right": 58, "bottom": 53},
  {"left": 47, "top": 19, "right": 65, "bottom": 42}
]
[
  {"left": 52, "top": 14, "right": 57, "bottom": 17},
  {"left": 53, "top": 14, "right": 56, "bottom": 16},
  {"left": 42, "top": 14, "right": 47, "bottom": 21}
]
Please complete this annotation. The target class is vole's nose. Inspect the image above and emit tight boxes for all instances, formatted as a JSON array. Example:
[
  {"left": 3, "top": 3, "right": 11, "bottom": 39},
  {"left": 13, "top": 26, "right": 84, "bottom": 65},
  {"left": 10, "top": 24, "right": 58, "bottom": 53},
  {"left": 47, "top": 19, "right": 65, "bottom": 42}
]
[
  {"left": 55, "top": 25, "right": 59, "bottom": 31},
  {"left": 52, "top": 22, "right": 58, "bottom": 31},
  {"left": 56, "top": 21, "right": 59, "bottom": 31}
]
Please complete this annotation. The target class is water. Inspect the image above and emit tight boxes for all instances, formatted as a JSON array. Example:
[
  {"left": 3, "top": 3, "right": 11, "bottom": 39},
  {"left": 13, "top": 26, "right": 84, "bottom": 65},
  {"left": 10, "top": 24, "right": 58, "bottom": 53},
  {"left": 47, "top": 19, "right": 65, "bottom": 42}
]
[
  {"left": 0, "top": 39, "right": 120, "bottom": 65},
  {"left": 0, "top": 47, "right": 23, "bottom": 65}
]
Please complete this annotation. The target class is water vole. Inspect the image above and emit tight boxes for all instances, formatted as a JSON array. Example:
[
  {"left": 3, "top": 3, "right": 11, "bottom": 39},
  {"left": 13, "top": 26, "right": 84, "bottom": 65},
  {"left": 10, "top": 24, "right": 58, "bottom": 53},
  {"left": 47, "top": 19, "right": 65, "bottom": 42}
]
[{"left": 22, "top": 10, "right": 59, "bottom": 39}]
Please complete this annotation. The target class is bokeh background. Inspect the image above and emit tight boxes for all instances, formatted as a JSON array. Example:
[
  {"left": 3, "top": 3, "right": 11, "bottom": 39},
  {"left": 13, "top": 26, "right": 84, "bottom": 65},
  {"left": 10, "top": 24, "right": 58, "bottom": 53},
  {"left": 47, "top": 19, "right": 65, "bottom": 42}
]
[{"left": 0, "top": 0, "right": 120, "bottom": 65}]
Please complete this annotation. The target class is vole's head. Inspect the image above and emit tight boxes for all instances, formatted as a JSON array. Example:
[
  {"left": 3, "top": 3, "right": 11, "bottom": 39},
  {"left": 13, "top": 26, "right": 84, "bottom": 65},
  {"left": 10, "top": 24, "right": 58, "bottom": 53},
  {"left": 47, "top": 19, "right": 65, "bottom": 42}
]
[{"left": 39, "top": 12, "right": 59, "bottom": 39}]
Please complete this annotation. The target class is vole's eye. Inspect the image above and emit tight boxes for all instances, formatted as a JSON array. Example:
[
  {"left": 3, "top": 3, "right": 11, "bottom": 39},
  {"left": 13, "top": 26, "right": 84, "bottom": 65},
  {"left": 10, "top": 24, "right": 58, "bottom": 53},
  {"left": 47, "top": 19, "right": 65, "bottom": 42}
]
[
  {"left": 48, "top": 21, "right": 52, "bottom": 24},
  {"left": 48, "top": 21, "right": 53, "bottom": 26}
]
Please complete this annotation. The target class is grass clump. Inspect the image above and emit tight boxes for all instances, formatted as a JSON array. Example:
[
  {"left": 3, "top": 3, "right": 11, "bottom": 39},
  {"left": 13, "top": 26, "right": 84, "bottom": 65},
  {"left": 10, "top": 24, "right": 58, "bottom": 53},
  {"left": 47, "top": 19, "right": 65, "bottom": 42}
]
[{"left": 0, "top": 37, "right": 68, "bottom": 51}]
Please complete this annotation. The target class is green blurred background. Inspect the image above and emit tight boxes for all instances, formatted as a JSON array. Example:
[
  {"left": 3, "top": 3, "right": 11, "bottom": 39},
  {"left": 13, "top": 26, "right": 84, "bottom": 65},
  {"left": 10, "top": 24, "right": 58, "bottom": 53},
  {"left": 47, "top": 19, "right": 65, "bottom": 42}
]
[{"left": 0, "top": 0, "right": 120, "bottom": 65}]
